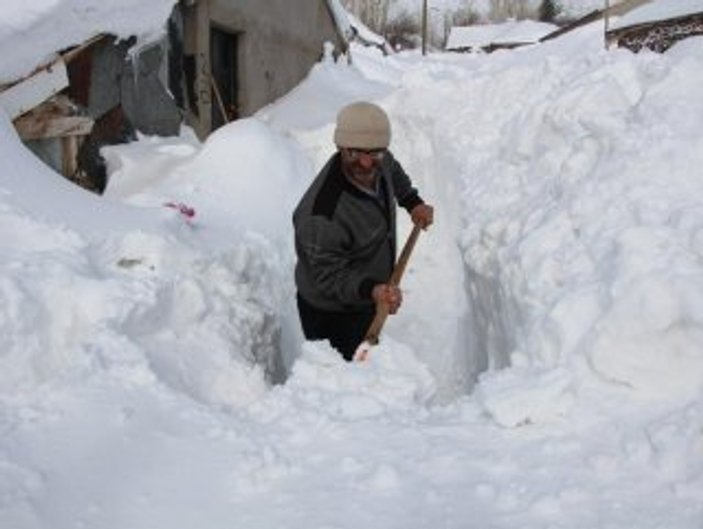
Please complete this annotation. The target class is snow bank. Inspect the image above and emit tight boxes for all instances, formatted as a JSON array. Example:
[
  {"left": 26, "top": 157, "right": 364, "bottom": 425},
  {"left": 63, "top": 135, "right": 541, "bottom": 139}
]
[
  {"left": 426, "top": 32, "right": 703, "bottom": 405},
  {"left": 108, "top": 119, "right": 312, "bottom": 240},
  {"left": 177, "top": 119, "right": 311, "bottom": 239},
  {"left": 0, "top": 199, "right": 278, "bottom": 407},
  {"left": 105, "top": 118, "right": 320, "bottom": 378},
  {"left": 0, "top": 114, "right": 291, "bottom": 407}
]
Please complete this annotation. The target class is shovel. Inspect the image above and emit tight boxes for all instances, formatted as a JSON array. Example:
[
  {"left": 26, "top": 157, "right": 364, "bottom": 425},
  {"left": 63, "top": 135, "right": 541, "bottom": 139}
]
[{"left": 353, "top": 224, "right": 422, "bottom": 362}]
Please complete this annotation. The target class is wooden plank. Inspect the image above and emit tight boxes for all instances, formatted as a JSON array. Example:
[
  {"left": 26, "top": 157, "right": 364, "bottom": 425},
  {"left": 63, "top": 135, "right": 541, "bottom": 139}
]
[
  {"left": 61, "top": 136, "right": 79, "bottom": 178},
  {"left": 210, "top": 75, "right": 230, "bottom": 125},
  {"left": 61, "top": 34, "right": 106, "bottom": 64},
  {"left": 0, "top": 60, "right": 69, "bottom": 119},
  {"left": 14, "top": 114, "right": 94, "bottom": 140}
]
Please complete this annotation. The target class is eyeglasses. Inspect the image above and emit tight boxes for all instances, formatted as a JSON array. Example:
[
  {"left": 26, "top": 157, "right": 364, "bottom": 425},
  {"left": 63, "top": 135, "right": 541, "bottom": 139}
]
[{"left": 347, "top": 148, "right": 386, "bottom": 162}]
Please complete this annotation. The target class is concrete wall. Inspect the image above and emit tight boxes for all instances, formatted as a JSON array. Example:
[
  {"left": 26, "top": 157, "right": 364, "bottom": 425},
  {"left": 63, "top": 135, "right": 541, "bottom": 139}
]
[
  {"left": 211, "top": 0, "right": 341, "bottom": 114},
  {"left": 183, "top": 0, "right": 342, "bottom": 138}
]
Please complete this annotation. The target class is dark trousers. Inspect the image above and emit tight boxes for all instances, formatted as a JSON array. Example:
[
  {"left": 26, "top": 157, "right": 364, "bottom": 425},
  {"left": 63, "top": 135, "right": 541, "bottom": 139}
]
[{"left": 297, "top": 294, "right": 376, "bottom": 361}]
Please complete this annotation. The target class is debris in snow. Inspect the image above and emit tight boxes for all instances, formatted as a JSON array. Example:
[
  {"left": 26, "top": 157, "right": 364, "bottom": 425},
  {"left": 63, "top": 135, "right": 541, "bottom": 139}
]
[{"left": 163, "top": 201, "right": 196, "bottom": 222}]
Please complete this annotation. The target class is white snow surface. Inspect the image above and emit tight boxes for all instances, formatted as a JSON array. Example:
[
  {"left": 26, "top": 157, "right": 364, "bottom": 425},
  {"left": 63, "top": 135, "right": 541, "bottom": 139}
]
[{"left": 1, "top": 2, "right": 703, "bottom": 528}]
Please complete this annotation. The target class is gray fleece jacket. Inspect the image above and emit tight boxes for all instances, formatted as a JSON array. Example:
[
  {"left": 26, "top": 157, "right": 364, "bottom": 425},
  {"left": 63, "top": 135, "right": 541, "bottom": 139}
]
[{"left": 293, "top": 151, "right": 423, "bottom": 311}]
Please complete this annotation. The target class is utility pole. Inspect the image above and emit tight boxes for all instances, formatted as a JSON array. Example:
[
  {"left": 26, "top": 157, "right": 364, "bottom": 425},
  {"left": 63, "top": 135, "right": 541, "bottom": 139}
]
[
  {"left": 604, "top": 0, "right": 611, "bottom": 48},
  {"left": 422, "top": 0, "right": 428, "bottom": 56}
]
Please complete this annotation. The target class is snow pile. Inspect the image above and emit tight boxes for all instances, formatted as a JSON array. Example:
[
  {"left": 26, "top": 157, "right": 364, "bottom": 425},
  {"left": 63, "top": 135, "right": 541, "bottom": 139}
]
[
  {"left": 0, "top": 115, "right": 292, "bottom": 408},
  {"left": 104, "top": 120, "right": 322, "bottom": 392},
  {"left": 427, "top": 33, "right": 703, "bottom": 407},
  {"left": 107, "top": 119, "right": 311, "bottom": 241}
]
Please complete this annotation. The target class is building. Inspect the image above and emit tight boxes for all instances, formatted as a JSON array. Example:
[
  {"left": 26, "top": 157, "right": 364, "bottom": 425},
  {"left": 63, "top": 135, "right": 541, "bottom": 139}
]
[
  {"left": 174, "top": 0, "right": 347, "bottom": 137},
  {"left": 446, "top": 20, "right": 558, "bottom": 53}
]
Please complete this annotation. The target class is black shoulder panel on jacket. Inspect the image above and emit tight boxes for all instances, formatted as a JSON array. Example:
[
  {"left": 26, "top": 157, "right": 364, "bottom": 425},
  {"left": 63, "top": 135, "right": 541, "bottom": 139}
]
[{"left": 312, "top": 155, "right": 344, "bottom": 219}]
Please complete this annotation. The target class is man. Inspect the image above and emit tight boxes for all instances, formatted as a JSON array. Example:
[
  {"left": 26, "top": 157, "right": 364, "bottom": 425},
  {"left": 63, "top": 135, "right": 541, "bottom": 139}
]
[{"left": 293, "top": 101, "right": 434, "bottom": 361}]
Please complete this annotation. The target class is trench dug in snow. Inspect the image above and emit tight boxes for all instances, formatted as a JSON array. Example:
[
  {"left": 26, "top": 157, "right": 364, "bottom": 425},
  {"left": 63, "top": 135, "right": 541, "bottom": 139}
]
[
  {"left": 265, "top": 99, "right": 523, "bottom": 406},
  {"left": 96, "top": 102, "right": 517, "bottom": 409},
  {"left": 324, "top": 107, "right": 511, "bottom": 404}
]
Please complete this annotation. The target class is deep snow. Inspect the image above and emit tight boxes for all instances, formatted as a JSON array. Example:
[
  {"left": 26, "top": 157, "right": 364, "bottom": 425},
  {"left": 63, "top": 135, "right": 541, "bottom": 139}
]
[{"left": 1, "top": 2, "right": 702, "bottom": 528}]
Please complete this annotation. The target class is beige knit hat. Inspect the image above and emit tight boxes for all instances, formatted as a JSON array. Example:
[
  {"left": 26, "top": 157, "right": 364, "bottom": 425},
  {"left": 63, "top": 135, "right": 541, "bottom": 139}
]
[{"left": 334, "top": 101, "right": 391, "bottom": 149}]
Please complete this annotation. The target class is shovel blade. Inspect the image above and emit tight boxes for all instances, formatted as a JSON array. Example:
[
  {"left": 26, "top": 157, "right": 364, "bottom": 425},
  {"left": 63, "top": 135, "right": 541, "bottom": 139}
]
[{"left": 353, "top": 340, "right": 372, "bottom": 362}]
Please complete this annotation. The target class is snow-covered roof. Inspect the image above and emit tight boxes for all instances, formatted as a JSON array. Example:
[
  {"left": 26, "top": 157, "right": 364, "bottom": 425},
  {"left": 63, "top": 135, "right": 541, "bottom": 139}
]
[
  {"left": 345, "top": 11, "right": 387, "bottom": 48},
  {"left": 0, "top": 0, "right": 176, "bottom": 85},
  {"left": 610, "top": 0, "right": 703, "bottom": 30},
  {"left": 446, "top": 20, "right": 558, "bottom": 50},
  {"left": 324, "top": 0, "right": 355, "bottom": 42}
]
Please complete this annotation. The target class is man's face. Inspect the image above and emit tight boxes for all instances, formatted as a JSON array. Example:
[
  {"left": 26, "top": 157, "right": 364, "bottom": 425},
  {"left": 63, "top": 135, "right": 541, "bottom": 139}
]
[{"left": 340, "top": 147, "right": 386, "bottom": 190}]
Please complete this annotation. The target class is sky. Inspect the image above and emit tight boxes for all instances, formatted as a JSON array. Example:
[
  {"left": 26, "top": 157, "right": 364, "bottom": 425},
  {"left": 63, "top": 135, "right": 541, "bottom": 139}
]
[{"left": 1, "top": 2, "right": 703, "bottom": 529}]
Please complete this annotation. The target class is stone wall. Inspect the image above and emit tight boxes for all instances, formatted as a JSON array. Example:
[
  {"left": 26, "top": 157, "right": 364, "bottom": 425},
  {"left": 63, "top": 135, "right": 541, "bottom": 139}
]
[{"left": 609, "top": 13, "right": 703, "bottom": 53}]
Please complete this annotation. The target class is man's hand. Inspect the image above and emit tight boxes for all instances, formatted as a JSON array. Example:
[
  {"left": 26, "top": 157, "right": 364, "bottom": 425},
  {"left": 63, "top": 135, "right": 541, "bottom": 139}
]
[
  {"left": 372, "top": 284, "right": 403, "bottom": 314},
  {"left": 411, "top": 203, "right": 434, "bottom": 230}
]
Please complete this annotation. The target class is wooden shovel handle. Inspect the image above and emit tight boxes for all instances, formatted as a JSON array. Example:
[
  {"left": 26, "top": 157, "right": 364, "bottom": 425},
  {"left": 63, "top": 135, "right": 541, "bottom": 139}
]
[{"left": 363, "top": 225, "right": 422, "bottom": 345}]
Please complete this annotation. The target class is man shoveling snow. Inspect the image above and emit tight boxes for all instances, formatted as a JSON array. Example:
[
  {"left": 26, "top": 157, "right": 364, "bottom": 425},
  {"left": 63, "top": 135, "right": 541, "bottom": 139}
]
[{"left": 293, "top": 101, "right": 434, "bottom": 361}]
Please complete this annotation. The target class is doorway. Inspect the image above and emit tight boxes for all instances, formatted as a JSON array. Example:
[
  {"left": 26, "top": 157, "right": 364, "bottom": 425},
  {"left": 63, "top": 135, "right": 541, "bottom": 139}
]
[{"left": 210, "top": 26, "right": 239, "bottom": 130}]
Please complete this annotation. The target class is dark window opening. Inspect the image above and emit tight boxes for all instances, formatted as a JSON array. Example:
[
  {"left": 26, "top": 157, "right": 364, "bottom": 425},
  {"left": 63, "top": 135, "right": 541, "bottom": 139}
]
[{"left": 210, "top": 26, "right": 239, "bottom": 130}]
